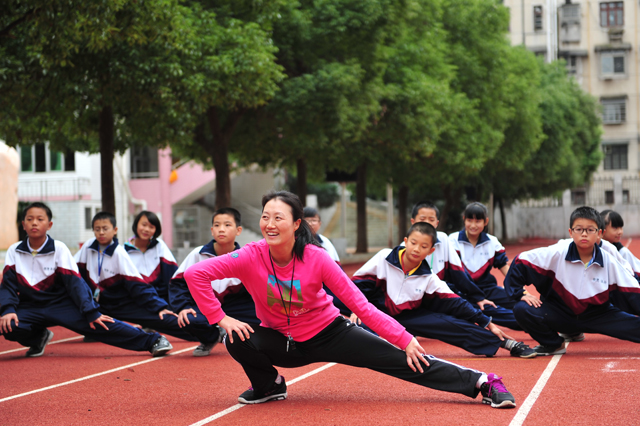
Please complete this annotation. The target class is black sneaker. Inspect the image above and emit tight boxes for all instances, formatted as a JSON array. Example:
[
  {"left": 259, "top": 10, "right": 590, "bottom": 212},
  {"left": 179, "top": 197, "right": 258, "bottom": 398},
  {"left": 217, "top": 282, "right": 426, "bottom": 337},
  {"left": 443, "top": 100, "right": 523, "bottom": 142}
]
[
  {"left": 509, "top": 341, "right": 537, "bottom": 359},
  {"left": 149, "top": 336, "right": 173, "bottom": 357},
  {"left": 533, "top": 344, "right": 566, "bottom": 356},
  {"left": 480, "top": 373, "right": 516, "bottom": 408},
  {"left": 559, "top": 332, "right": 584, "bottom": 342},
  {"left": 26, "top": 330, "right": 54, "bottom": 357},
  {"left": 238, "top": 376, "right": 287, "bottom": 404}
]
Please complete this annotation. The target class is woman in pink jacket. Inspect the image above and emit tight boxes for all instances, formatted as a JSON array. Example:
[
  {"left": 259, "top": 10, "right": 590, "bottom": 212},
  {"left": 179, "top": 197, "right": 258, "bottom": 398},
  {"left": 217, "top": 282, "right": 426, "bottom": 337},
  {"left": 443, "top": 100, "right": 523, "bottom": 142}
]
[{"left": 185, "top": 191, "right": 516, "bottom": 409}]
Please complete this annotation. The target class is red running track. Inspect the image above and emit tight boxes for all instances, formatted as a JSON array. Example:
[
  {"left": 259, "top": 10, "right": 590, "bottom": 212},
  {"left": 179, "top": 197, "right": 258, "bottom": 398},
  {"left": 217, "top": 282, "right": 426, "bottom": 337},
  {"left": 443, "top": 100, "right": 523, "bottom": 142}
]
[{"left": 2, "top": 238, "right": 640, "bottom": 425}]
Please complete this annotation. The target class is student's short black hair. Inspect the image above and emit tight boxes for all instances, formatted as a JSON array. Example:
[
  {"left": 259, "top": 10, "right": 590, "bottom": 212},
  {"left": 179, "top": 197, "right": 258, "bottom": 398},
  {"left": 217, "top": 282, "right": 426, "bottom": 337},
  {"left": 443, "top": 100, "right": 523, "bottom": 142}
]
[
  {"left": 601, "top": 209, "right": 624, "bottom": 228},
  {"left": 23, "top": 202, "right": 52, "bottom": 221},
  {"left": 569, "top": 206, "right": 600, "bottom": 228},
  {"left": 212, "top": 207, "right": 242, "bottom": 227},
  {"left": 132, "top": 210, "right": 162, "bottom": 238},
  {"left": 405, "top": 222, "right": 437, "bottom": 247},
  {"left": 92, "top": 211, "right": 117, "bottom": 228},
  {"left": 463, "top": 202, "right": 488, "bottom": 221},
  {"left": 411, "top": 201, "right": 439, "bottom": 220},
  {"left": 303, "top": 206, "right": 320, "bottom": 219}
]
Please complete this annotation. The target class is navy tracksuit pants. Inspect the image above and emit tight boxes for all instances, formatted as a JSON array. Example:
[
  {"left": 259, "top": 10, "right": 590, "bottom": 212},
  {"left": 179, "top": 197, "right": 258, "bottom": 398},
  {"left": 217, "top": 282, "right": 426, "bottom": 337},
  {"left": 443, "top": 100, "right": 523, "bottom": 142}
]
[
  {"left": 226, "top": 316, "right": 483, "bottom": 399},
  {"left": 513, "top": 300, "right": 640, "bottom": 348},
  {"left": 2, "top": 297, "right": 159, "bottom": 352},
  {"left": 100, "top": 299, "right": 219, "bottom": 344},
  {"left": 171, "top": 296, "right": 259, "bottom": 343}
]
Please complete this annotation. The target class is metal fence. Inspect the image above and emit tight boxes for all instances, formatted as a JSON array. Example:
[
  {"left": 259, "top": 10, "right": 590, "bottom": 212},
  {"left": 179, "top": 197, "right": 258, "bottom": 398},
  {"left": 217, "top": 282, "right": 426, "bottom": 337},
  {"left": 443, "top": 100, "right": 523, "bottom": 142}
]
[{"left": 18, "top": 177, "right": 92, "bottom": 201}]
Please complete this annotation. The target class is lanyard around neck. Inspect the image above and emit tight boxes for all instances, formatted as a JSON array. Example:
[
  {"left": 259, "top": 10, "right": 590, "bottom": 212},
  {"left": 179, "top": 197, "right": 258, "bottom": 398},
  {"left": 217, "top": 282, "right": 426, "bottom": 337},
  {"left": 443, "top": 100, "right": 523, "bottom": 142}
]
[{"left": 269, "top": 252, "right": 296, "bottom": 334}]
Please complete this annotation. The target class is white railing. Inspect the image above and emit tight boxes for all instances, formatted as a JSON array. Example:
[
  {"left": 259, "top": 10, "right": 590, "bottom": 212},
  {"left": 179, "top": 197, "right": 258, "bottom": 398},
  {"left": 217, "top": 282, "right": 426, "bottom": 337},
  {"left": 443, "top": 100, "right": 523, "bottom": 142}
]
[{"left": 18, "top": 177, "right": 92, "bottom": 201}]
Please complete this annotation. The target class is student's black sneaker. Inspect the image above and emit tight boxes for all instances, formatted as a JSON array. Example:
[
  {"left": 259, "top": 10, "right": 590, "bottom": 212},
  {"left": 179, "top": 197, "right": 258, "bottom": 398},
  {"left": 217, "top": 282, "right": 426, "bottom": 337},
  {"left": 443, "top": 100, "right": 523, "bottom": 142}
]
[
  {"left": 509, "top": 341, "right": 537, "bottom": 359},
  {"left": 533, "top": 344, "right": 566, "bottom": 356},
  {"left": 238, "top": 376, "right": 287, "bottom": 404},
  {"left": 480, "top": 373, "right": 516, "bottom": 408},
  {"left": 149, "top": 336, "right": 172, "bottom": 357},
  {"left": 26, "top": 330, "right": 54, "bottom": 357},
  {"left": 559, "top": 332, "right": 585, "bottom": 342}
]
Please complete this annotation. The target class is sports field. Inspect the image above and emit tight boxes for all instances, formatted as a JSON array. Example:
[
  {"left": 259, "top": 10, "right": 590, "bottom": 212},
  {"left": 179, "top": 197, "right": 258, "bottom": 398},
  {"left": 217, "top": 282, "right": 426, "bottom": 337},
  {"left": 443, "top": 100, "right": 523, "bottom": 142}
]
[{"left": 2, "top": 238, "right": 640, "bottom": 426}]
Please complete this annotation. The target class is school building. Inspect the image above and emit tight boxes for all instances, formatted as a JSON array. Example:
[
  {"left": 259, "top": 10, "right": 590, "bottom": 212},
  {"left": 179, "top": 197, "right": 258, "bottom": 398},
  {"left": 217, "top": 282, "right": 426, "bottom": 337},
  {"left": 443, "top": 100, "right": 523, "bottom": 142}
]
[
  {"left": 500, "top": 0, "right": 640, "bottom": 238},
  {"left": 15, "top": 143, "right": 277, "bottom": 253}
]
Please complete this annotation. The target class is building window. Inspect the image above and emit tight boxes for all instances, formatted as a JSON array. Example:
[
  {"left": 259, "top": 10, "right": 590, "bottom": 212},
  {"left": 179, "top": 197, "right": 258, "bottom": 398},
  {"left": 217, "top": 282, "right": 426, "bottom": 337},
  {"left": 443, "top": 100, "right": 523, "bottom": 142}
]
[
  {"left": 566, "top": 56, "right": 578, "bottom": 74},
  {"left": 623, "top": 189, "right": 630, "bottom": 204},
  {"left": 19, "top": 144, "right": 75, "bottom": 173},
  {"left": 605, "top": 190, "right": 614, "bottom": 204},
  {"left": 600, "top": 2, "right": 623, "bottom": 27},
  {"left": 571, "top": 190, "right": 586, "bottom": 205},
  {"left": 85, "top": 207, "right": 93, "bottom": 230},
  {"left": 130, "top": 146, "right": 159, "bottom": 179},
  {"left": 603, "top": 144, "right": 628, "bottom": 170},
  {"left": 534, "top": 6, "right": 543, "bottom": 30},
  {"left": 600, "top": 52, "right": 625, "bottom": 78},
  {"left": 601, "top": 98, "right": 626, "bottom": 124}
]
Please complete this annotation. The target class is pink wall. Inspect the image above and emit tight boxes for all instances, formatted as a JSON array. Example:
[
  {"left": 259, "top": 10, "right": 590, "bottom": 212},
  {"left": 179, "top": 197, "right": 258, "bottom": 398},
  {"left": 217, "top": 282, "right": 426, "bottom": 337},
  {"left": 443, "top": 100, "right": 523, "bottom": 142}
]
[
  {"left": 129, "top": 148, "right": 217, "bottom": 250},
  {"left": 169, "top": 161, "right": 216, "bottom": 205}
]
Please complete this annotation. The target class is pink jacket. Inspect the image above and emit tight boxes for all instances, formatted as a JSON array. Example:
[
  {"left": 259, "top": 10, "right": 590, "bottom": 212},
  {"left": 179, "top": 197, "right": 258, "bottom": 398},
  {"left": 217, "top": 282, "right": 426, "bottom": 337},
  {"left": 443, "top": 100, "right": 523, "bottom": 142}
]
[{"left": 185, "top": 239, "right": 413, "bottom": 349}]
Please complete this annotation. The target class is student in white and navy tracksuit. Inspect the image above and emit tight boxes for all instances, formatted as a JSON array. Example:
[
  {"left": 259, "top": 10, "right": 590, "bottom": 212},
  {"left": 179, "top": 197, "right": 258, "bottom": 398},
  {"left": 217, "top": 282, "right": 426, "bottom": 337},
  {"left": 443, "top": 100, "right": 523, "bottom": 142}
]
[
  {"left": 169, "top": 239, "right": 259, "bottom": 339},
  {"left": 350, "top": 232, "right": 534, "bottom": 358},
  {"left": 405, "top": 201, "right": 520, "bottom": 331},
  {"left": 124, "top": 238, "right": 177, "bottom": 302},
  {"left": 303, "top": 207, "right": 341, "bottom": 265},
  {"left": 504, "top": 207, "right": 640, "bottom": 355},
  {"left": 124, "top": 210, "right": 178, "bottom": 303},
  {"left": 599, "top": 209, "right": 640, "bottom": 315},
  {"left": 449, "top": 230, "right": 513, "bottom": 309},
  {"left": 76, "top": 236, "right": 219, "bottom": 344},
  {"left": 0, "top": 236, "right": 162, "bottom": 353}
]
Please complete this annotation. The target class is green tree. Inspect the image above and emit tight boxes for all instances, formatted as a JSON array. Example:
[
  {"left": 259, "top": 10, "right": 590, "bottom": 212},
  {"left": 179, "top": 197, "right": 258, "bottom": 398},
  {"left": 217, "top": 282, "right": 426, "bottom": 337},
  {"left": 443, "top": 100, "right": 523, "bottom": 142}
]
[
  {"left": 1, "top": 1, "right": 194, "bottom": 214},
  {"left": 173, "top": 0, "right": 286, "bottom": 209}
]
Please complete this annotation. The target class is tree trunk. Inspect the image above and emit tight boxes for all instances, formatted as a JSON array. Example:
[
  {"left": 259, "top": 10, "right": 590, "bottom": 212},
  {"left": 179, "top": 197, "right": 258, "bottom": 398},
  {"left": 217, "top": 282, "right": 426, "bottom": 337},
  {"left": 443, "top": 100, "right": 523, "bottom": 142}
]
[
  {"left": 99, "top": 105, "right": 115, "bottom": 214},
  {"left": 498, "top": 197, "right": 508, "bottom": 241},
  {"left": 397, "top": 185, "right": 409, "bottom": 243},
  {"left": 296, "top": 158, "right": 307, "bottom": 206},
  {"left": 356, "top": 162, "right": 368, "bottom": 253},
  {"left": 205, "top": 106, "right": 245, "bottom": 209},
  {"left": 440, "top": 185, "right": 461, "bottom": 232}
]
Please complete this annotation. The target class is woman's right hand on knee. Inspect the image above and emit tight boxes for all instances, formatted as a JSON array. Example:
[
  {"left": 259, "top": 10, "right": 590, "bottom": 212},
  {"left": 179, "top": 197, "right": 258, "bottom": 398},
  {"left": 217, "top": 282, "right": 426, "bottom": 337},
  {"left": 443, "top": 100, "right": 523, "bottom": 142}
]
[
  {"left": 405, "top": 337, "right": 429, "bottom": 372},
  {"left": 0, "top": 313, "right": 18, "bottom": 333},
  {"left": 219, "top": 315, "right": 254, "bottom": 343}
]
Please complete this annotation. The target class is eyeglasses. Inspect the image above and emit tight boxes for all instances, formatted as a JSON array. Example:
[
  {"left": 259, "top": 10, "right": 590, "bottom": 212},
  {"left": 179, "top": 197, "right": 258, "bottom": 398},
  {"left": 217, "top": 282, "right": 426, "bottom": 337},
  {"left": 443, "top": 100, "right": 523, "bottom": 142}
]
[
  {"left": 571, "top": 227, "right": 598, "bottom": 235},
  {"left": 305, "top": 218, "right": 320, "bottom": 224}
]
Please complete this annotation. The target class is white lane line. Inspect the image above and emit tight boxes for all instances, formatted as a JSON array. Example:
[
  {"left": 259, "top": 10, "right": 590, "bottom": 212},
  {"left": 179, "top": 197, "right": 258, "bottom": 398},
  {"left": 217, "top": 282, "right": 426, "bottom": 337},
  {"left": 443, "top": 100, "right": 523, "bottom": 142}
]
[
  {"left": 189, "top": 362, "right": 338, "bottom": 426},
  {"left": 509, "top": 342, "right": 570, "bottom": 426},
  {"left": 0, "top": 336, "right": 84, "bottom": 355},
  {"left": 0, "top": 345, "right": 197, "bottom": 403}
]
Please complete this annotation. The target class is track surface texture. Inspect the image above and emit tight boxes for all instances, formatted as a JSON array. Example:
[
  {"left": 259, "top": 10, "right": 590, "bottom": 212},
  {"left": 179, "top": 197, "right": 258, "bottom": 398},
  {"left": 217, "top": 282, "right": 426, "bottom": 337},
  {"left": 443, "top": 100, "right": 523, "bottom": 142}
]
[{"left": 2, "top": 238, "right": 640, "bottom": 426}]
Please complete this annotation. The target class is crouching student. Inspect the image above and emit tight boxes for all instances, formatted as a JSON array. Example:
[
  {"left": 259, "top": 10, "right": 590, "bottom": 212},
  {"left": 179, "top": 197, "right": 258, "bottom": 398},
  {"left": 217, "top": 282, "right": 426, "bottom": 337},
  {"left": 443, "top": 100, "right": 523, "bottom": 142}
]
[
  {"left": 125, "top": 210, "right": 178, "bottom": 303},
  {"left": 303, "top": 207, "right": 340, "bottom": 265},
  {"left": 169, "top": 207, "right": 258, "bottom": 357},
  {"left": 0, "top": 203, "right": 171, "bottom": 357},
  {"left": 449, "top": 202, "right": 514, "bottom": 311},
  {"left": 185, "top": 191, "right": 518, "bottom": 409},
  {"left": 504, "top": 206, "right": 640, "bottom": 356},
  {"left": 350, "top": 222, "right": 535, "bottom": 358},
  {"left": 76, "top": 211, "right": 221, "bottom": 353},
  {"left": 409, "top": 201, "right": 520, "bottom": 330}
]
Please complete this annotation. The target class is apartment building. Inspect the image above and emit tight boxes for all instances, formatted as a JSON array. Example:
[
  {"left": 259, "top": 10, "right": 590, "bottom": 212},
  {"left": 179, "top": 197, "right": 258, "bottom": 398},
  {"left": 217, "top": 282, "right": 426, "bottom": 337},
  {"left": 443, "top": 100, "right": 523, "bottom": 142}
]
[{"left": 499, "top": 0, "right": 640, "bottom": 238}]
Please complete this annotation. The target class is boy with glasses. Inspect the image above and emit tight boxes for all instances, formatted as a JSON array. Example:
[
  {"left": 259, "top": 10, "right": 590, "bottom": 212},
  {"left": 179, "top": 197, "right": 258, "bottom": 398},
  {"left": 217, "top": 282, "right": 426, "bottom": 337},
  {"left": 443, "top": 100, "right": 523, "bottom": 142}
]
[
  {"left": 504, "top": 206, "right": 640, "bottom": 356},
  {"left": 303, "top": 207, "right": 340, "bottom": 265}
]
